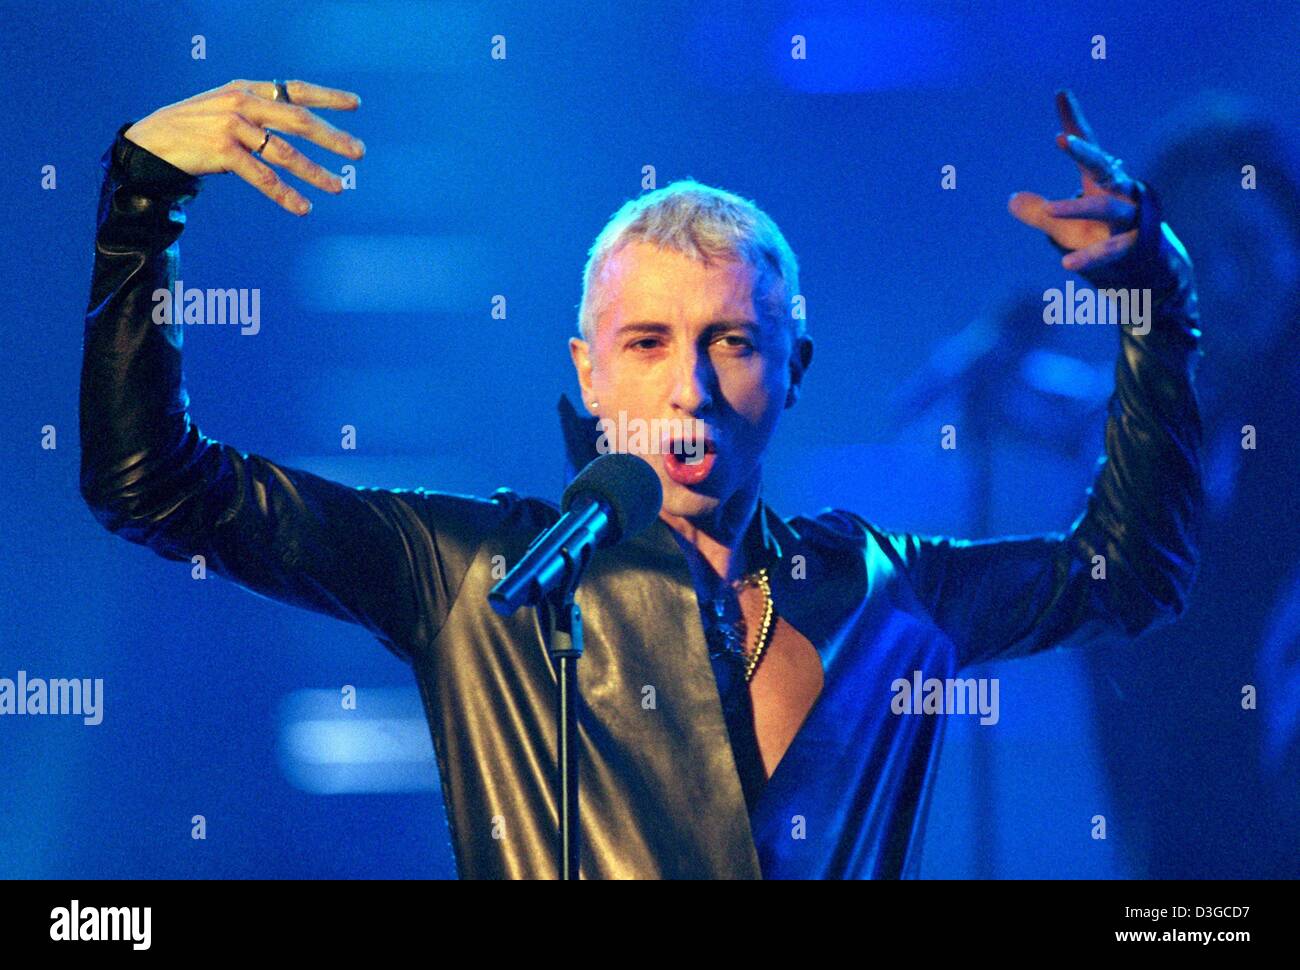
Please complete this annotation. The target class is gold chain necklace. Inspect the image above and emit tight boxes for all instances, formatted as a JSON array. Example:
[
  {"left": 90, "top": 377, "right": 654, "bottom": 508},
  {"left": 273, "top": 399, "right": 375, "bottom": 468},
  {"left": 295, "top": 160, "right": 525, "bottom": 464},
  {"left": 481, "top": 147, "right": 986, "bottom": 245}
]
[{"left": 738, "top": 567, "right": 776, "bottom": 683}]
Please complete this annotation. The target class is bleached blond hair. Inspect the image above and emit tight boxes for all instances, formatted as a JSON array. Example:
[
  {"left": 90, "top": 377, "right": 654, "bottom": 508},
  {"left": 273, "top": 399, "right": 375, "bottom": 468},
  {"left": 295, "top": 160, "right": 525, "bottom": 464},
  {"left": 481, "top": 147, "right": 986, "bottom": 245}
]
[{"left": 577, "top": 179, "right": 803, "bottom": 343}]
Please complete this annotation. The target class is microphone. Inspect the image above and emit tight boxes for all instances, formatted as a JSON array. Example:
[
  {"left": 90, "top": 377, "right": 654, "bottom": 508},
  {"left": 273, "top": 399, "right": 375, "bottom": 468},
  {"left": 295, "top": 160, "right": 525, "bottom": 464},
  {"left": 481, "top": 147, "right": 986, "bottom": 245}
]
[{"left": 488, "top": 453, "right": 663, "bottom": 616}]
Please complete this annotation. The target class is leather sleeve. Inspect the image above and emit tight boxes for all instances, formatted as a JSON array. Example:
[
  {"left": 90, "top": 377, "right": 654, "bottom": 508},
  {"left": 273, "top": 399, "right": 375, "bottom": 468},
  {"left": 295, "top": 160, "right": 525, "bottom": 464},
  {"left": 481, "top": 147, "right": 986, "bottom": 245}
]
[
  {"left": 79, "top": 123, "right": 509, "bottom": 663},
  {"left": 874, "top": 179, "right": 1204, "bottom": 670}
]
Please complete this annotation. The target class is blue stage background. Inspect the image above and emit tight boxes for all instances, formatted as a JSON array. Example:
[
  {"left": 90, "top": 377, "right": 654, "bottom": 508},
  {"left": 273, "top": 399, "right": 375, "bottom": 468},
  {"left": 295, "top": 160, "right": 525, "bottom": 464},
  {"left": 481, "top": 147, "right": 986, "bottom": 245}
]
[{"left": 2, "top": 0, "right": 1296, "bottom": 878}]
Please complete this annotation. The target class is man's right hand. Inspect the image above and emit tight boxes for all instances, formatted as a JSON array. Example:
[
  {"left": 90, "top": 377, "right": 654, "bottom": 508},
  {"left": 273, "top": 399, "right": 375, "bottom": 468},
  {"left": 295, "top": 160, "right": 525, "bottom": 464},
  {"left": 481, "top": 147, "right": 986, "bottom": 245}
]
[{"left": 123, "top": 79, "right": 365, "bottom": 215}]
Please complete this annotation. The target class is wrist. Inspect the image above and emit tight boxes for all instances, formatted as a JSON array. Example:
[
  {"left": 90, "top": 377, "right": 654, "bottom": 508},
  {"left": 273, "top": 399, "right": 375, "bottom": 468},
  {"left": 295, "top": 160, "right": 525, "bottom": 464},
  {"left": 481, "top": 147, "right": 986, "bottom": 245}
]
[
  {"left": 103, "top": 120, "right": 203, "bottom": 203},
  {"left": 1079, "top": 180, "right": 1195, "bottom": 308}
]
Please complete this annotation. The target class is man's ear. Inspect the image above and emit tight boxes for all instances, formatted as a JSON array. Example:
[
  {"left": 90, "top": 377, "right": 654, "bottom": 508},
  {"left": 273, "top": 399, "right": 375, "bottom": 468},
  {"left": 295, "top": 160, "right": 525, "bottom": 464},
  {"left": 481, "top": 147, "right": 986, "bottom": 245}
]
[
  {"left": 785, "top": 335, "right": 814, "bottom": 408},
  {"left": 569, "top": 336, "right": 597, "bottom": 415}
]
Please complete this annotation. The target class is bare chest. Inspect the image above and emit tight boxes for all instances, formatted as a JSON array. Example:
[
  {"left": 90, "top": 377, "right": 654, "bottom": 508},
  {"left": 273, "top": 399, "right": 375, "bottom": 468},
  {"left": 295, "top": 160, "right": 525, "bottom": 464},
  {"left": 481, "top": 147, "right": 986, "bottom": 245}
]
[{"left": 736, "top": 586, "right": 824, "bottom": 779}]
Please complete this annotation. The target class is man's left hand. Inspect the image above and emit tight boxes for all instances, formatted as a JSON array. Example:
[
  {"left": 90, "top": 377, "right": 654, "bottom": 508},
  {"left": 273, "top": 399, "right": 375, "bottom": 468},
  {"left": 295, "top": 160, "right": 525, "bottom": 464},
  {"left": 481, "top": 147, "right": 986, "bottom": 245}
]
[{"left": 1008, "top": 89, "right": 1142, "bottom": 275}]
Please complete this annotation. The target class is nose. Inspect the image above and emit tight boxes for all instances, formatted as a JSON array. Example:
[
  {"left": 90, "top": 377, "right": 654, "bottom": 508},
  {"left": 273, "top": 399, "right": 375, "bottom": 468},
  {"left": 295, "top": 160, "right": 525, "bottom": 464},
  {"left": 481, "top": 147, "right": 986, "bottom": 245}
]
[{"left": 668, "top": 343, "right": 715, "bottom": 415}]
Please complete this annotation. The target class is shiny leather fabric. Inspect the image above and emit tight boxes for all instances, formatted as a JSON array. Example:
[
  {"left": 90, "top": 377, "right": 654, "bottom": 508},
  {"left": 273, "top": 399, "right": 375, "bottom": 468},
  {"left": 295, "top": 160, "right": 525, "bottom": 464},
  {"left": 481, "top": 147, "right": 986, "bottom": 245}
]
[{"left": 80, "top": 123, "right": 1202, "bottom": 878}]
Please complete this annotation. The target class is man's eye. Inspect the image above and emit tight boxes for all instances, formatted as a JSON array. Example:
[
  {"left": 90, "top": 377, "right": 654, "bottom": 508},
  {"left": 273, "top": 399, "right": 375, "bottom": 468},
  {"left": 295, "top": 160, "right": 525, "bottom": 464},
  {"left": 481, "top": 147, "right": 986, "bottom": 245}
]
[
  {"left": 630, "top": 338, "right": 661, "bottom": 350},
  {"left": 715, "top": 335, "right": 754, "bottom": 350}
]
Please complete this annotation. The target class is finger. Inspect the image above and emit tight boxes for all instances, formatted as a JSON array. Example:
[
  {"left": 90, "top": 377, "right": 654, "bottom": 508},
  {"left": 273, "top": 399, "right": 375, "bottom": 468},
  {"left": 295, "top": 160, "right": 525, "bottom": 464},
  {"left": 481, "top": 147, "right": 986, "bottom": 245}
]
[
  {"left": 1055, "top": 88, "right": 1098, "bottom": 144},
  {"left": 224, "top": 90, "right": 365, "bottom": 160},
  {"left": 223, "top": 145, "right": 313, "bottom": 215},
  {"left": 1056, "top": 131, "right": 1100, "bottom": 194},
  {"left": 231, "top": 118, "right": 344, "bottom": 194},
  {"left": 1062, "top": 229, "right": 1138, "bottom": 272},
  {"left": 229, "top": 78, "right": 361, "bottom": 111},
  {"left": 1062, "top": 135, "right": 1136, "bottom": 197},
  {"left": 1046, "top": 194, "right": 1136, "bottom": 229},
  {"left": 1010, "top": 190, "right": 1111, "bottom": 252},
  {"left": 1007, "top": 191, "right": 1056, "bottom": 231}
]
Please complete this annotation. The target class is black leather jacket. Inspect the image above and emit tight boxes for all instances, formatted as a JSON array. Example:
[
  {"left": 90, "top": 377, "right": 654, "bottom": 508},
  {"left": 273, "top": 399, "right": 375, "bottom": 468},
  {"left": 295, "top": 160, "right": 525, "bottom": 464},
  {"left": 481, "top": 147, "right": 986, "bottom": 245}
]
[{"left": 80, "top": 122, "right": 1203, "bottom": 878}]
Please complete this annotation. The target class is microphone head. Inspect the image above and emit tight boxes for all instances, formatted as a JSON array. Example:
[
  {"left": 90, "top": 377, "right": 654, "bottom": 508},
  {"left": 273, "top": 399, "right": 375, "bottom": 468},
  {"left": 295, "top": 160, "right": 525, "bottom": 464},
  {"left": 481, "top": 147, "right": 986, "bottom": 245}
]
[{"left": 561, "top": 452, "right": 663, "bottom": 544}]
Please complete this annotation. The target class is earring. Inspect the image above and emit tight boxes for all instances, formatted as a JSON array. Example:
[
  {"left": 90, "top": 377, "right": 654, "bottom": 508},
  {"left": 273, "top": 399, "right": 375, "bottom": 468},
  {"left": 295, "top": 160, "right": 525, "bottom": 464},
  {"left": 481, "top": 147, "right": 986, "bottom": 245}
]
[{"left": 590, "top": 400, "right": 599, "bottom": 410}]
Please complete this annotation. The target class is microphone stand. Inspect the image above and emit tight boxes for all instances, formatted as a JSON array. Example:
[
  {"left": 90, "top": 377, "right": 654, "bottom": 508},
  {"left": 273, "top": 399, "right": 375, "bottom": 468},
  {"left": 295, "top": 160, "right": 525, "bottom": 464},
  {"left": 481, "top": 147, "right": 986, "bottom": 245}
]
[
  {"left": 536, "top": 556, "right": 587, "bottom": 880},
  {"left": 491, "top": 450, "right": 662, "bottom": 878}
]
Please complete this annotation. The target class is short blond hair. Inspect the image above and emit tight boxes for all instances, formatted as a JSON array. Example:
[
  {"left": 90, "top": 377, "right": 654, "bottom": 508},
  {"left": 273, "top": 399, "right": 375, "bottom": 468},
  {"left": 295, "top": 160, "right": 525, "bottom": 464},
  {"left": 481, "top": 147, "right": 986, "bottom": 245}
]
[{"left": 577, "top": 179, "right": 803, "bottom": 342}]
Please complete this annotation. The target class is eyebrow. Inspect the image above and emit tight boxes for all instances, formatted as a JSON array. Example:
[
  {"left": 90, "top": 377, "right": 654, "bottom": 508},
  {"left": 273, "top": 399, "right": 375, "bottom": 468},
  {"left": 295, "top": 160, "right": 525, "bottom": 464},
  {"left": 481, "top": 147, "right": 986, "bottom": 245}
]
[{"left": 614, "top": 319, "right": 759, "bottom": 337}]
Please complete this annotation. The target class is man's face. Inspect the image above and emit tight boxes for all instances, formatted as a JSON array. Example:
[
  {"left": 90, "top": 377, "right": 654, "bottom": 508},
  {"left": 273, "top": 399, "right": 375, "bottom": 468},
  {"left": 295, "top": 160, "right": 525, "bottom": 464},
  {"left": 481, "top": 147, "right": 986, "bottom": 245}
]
[{"left": 569, "top": 240, "right": 808, "bottom": 525}]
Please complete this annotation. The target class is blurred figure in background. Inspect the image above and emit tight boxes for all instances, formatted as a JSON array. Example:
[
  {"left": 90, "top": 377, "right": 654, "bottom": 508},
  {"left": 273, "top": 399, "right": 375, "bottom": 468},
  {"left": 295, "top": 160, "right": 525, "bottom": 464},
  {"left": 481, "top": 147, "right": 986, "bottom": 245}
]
[{"left": 1088, "top": 93, "right": 1300, "bottom": 877}]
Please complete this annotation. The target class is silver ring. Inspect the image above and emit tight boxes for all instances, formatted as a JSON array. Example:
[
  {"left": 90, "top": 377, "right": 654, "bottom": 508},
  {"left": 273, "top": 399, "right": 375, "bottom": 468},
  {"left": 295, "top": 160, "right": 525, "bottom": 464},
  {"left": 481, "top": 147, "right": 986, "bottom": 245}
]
[
  {"left": 273, "top": 79, "right": 292, "bottom": 104},
  {"left": 254, "top": 128, "right": 272, "bottom": 156},
  {"left": 1095, "top": 155, "right": 1127, "bottom": 192}
]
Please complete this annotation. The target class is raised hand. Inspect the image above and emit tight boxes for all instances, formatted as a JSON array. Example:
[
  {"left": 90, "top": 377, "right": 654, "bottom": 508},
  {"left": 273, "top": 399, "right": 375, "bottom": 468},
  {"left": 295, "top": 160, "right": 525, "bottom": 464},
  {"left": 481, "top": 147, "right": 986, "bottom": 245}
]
[
  {"left": 123, "top": 79, "right": 365, "bottom": 215},
  {"left": 1008, "top": 89, "right": 1141, "bottom": 275}
]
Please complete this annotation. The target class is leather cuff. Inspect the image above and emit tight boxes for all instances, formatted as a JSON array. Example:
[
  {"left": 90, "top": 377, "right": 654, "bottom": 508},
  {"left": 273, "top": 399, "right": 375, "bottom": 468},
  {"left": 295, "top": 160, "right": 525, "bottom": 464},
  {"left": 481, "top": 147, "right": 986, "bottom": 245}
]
[
  {"left": 1070, "top": 180, "right": 1198, "bottom": 314},
  {"left": 102, "top": 120, "right": 203, "bottom": 202}
]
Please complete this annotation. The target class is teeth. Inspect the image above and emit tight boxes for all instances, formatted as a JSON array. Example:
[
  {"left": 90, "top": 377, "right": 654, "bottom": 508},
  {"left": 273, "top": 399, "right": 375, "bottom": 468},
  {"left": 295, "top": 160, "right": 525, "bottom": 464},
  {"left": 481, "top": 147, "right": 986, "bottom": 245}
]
[{"left": 672, "top": 444, "right": 710, "bottom": 465}]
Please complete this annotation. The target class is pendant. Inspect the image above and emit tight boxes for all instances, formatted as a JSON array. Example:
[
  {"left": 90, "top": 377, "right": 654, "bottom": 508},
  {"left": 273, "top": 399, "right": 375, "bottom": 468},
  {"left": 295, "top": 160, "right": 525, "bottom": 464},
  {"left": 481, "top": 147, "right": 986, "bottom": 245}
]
[{"left": 707, "top": 590, "right": 748, "bottom": 664}]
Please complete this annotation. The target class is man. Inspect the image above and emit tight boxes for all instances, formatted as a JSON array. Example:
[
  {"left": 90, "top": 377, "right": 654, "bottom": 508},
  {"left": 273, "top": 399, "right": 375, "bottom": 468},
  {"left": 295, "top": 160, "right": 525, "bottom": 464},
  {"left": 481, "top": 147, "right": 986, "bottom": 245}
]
[{"left": 81, "top": 80, "right": 1201, "bottom": 878}]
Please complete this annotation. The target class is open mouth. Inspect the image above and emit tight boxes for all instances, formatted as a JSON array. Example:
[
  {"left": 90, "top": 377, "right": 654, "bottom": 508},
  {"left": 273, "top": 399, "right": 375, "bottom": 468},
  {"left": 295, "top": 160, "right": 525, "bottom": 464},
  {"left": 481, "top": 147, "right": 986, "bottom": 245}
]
[
  {"left": 663, "top": 437, "right": 717, "bottom": 486},
  {"left": 672, "top": 438, "right": 716, "bottom": 464}
]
